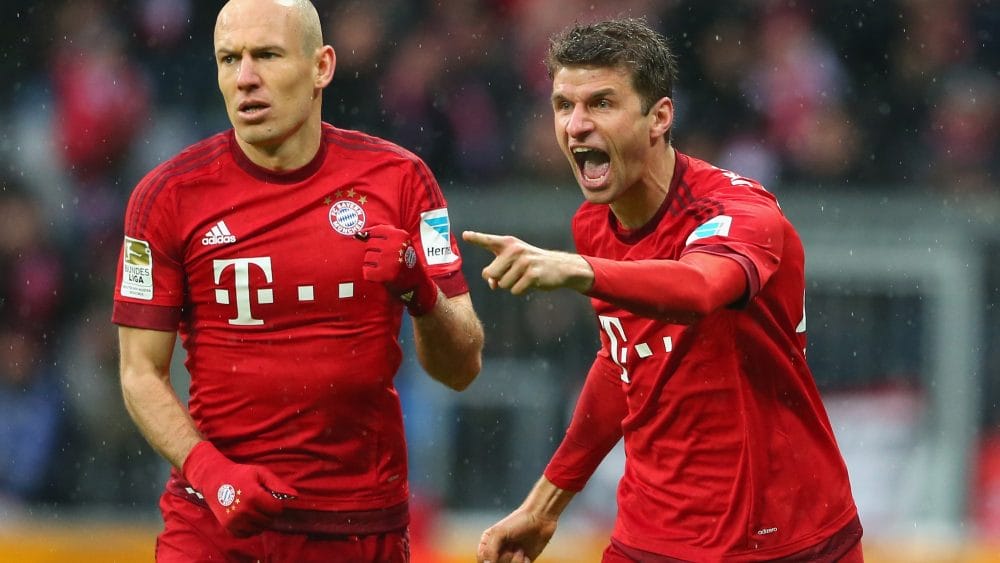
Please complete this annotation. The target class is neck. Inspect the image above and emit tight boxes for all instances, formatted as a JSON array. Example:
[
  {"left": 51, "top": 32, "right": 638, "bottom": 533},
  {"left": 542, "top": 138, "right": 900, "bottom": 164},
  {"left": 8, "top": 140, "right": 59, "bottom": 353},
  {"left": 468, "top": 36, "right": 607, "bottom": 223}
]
[
  {"left": 610, "top": 145, "right": 676, "bottom": 230},
  {"left": 236, "top": 116, "right": 322, "bottom": 172}
]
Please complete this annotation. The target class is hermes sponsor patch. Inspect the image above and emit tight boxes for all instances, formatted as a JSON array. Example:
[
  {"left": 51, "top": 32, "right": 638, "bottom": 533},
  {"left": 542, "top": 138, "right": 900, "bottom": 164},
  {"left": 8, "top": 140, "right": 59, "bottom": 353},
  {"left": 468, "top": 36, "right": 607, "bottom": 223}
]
[{"left": 420, "top": 208, "right": 457, "bottom": 265}]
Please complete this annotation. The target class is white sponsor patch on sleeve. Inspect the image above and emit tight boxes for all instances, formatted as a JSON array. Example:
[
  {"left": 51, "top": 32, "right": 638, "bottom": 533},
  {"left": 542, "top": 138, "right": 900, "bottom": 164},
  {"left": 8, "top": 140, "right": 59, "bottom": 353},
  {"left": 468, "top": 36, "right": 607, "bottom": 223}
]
[
  {"left": 419, "top": 208, "right": 458, "bottom": 265},
  {"left": 685, "top": 215, "right": 732, "bottom": 246},
  {"left": 121, "top": 236, "right": 154, "bottom": 300}
]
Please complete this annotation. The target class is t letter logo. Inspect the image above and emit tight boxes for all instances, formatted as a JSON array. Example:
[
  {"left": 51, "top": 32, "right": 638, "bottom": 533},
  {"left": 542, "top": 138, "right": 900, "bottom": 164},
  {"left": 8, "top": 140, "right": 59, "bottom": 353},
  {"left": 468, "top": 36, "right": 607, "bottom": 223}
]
[{"left": 213, "top": 257, "right": 273, "bottom": 325}]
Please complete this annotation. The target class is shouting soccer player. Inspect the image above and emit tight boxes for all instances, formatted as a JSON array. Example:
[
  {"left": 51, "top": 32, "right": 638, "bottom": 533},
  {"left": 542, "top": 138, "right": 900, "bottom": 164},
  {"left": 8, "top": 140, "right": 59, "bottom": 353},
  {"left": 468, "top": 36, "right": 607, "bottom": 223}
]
[
  {"left": 112, "top": 1, "right": 483, "bottom": 561},
  {"left": 466, "top": 18, "right": 862, "bottom": 563}
]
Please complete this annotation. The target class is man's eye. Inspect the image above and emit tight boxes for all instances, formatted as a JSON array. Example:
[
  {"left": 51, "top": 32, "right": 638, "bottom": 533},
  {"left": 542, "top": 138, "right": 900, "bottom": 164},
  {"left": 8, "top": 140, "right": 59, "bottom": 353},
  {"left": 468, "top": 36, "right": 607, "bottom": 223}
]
[
  {"left": 596, "top": 99, "right": 611, "bottom": 108},
  {"left": 220, "top": 55, "right": 236, "bottom": 65}
]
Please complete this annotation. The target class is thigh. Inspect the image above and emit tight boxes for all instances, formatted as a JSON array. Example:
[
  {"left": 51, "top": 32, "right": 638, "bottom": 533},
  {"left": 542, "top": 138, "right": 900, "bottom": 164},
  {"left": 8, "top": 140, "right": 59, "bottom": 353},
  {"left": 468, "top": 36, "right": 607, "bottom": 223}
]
[
  {"left": 266, "top": 529, "right": 410, "bottom": 563},
  {"left": 157, "top": 491, "right": 262, "bottom": 563}
]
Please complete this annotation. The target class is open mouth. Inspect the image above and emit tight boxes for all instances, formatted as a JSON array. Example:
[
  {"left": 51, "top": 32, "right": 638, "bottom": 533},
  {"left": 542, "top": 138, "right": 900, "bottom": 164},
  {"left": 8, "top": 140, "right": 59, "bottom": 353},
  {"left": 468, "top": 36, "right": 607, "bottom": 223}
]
[{"left": 572, "top": 147, "right": 611, "bottom": 183}]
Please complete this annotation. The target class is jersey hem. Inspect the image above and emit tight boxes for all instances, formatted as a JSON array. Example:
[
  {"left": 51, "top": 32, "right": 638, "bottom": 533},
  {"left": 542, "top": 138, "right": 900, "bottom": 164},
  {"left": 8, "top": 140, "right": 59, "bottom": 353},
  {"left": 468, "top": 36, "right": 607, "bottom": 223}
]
[{"left": 612, "top": 505, "right": 858, "bottom": 562}]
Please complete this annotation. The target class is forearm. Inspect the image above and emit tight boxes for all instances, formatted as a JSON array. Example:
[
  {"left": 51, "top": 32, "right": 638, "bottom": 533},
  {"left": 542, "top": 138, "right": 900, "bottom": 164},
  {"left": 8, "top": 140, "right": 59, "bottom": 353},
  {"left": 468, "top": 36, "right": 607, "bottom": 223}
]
[
  {"left": 118, "top": 326, "right": 202, "bottom": 470},
  {"left": 519, "top": 475, "right": 577, "bottom": 520},
  {"left": 413, "top": 291, "right": 484, "bottom": 390},
  {"left": 583, "top": 252, "right": 746, "bottom": 324},
  {"left": 121, "top": 368, "right": 203, "bottom": 470}
]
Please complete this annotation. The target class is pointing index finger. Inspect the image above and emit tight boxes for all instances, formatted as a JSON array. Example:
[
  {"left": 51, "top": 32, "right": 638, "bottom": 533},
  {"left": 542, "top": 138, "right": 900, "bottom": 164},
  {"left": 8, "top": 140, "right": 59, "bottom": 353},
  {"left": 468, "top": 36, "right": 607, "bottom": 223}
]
[{"left": 462, "top": 230, "right": 507, "bottom": 254}]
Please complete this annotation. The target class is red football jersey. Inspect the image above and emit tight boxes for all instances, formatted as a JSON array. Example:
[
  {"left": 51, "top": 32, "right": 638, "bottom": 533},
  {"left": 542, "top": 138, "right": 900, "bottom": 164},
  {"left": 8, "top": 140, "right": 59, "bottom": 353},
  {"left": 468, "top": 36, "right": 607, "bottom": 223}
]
[
  {"left": 567, "top": 152, "right": 857, "bottom": 560},
  {"left": 113, "top": 124, "right": 468, "bottom": 514}
]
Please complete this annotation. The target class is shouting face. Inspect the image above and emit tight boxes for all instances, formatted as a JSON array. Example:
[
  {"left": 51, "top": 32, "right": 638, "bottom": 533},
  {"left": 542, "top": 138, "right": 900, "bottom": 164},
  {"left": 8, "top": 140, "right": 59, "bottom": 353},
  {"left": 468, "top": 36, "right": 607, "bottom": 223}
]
[{"left": 551, "top": 65, "right": 672, "bottom": 209}]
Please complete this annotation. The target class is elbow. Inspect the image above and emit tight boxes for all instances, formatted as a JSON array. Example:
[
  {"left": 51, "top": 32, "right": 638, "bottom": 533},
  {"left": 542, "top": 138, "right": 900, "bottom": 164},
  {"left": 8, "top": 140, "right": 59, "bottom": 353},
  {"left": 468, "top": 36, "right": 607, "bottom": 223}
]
[
  {"left": 119, "top": 368, "right": 145, "bottom": 419},
  {"left": 444, "top": 353, "right": 482, "bottom": 391},
  {"left": 686, "top": 296, "right": 715, "bottom": 322},
  {"left": 672, "top": 274, "right": 734, "bottom": 323}
]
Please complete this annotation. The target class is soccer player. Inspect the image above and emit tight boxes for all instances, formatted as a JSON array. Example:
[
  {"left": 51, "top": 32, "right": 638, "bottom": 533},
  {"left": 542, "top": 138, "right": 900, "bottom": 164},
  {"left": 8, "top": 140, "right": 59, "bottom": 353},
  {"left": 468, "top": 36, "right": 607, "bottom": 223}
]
[
  {"left": 466, "top": 18, "right": 862, "bottom": 563},
  {"left": 112, "top": 1, "right": 483, "bottom": 561}
]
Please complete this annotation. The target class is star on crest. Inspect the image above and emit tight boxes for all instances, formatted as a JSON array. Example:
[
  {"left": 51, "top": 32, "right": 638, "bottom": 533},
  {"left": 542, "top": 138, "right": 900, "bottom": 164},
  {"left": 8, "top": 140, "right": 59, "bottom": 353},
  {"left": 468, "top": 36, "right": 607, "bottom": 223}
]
[
  {"left": 225, "top": 490, "right": 243, "bottom": 514},
  {"left": 325, "top": 188, "right": 368, "bottom": 207}
]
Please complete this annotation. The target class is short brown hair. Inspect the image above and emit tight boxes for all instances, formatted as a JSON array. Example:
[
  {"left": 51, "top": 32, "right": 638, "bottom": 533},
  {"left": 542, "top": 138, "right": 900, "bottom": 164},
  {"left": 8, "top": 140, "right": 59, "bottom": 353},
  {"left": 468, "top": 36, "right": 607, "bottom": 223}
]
[{"left": 545, "top": 17, "right": 678, "bottom": 115}]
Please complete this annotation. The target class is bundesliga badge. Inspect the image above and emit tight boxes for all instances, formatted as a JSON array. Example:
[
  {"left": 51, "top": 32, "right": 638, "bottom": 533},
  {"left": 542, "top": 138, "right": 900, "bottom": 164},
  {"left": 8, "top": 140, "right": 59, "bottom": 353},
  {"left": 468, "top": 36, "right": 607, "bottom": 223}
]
[{"left": 329, "top": 200, "right": 366, "bottom": 236}]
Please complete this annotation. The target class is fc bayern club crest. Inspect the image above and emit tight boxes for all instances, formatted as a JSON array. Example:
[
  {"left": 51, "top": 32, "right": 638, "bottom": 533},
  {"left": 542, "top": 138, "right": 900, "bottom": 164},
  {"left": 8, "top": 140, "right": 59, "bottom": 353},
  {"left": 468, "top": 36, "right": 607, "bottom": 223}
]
[
  {"left": 329, "top": 200, "right": 367, "bottom": 236},
  {"left": 217, "top": 483, "right": 236, "bottom": 507},
  {"left": 404, "top": 245, "right": 418, "bottom": 269}
]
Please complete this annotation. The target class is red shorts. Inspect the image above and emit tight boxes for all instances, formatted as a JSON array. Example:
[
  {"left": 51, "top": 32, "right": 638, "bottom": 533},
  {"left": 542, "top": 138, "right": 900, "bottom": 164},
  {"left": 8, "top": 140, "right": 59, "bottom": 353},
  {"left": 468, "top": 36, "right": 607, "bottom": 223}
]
[{"left": 156, "top": 491, "right": 410, "bottom": 563}]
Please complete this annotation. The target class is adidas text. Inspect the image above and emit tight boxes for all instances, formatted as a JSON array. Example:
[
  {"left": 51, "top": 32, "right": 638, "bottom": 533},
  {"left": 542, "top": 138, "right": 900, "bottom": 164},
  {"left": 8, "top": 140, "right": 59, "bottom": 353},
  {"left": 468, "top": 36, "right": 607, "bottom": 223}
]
[{"left": 202, "top": 234, "right": 237, "bottom": 245}]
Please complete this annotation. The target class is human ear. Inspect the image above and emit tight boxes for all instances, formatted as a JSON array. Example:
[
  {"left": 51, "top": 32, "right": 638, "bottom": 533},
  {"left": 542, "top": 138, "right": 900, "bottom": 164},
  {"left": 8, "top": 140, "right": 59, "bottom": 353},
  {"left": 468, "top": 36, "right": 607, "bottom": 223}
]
[
  {"left": 315, "top": 45, "right": 336, "bottom": 89},
  {"left": 649, "top": 96, "right": 673, "bottom": 139}
]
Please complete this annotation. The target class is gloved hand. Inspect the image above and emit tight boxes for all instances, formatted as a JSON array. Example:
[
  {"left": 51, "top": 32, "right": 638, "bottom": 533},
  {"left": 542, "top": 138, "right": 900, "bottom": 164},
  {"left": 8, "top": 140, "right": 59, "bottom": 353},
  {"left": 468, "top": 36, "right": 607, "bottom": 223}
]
[
  {"left": 182, "top": 441, "right": 297, "bottom": 537},
  {"left": 357, "top": 225, "right": 439, "bottom": 316}
]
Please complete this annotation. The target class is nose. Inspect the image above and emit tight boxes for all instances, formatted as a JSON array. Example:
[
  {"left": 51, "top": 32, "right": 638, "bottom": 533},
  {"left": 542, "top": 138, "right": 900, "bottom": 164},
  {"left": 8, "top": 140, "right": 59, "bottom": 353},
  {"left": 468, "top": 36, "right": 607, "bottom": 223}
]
[
  {"left": 236, "top": 56, "right": 261, "bottom": 89},
  {"left": 565, "top": 104, "right": 593, "bottom": 139}
]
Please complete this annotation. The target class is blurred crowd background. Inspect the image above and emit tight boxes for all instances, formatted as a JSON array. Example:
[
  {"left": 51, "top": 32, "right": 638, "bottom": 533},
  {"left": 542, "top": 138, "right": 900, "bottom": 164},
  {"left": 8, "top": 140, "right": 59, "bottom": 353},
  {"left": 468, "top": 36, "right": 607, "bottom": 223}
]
[{"left": 0, "top": 0, "right": 998, "bottom": 558}]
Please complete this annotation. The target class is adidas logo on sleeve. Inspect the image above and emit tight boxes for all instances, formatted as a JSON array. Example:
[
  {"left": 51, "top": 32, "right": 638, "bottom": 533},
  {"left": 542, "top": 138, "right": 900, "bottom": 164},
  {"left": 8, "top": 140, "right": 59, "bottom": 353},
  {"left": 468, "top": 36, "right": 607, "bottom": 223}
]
[{"left": 202, "top": 220, "right": 237, "bottom": 246}]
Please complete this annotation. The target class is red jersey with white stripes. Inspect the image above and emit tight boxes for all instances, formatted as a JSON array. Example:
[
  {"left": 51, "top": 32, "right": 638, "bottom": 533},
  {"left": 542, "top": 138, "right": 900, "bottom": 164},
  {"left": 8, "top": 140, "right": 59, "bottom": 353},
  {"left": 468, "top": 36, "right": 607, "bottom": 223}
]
[
  {"left": 567, "top": 151, "right": 857, "bottom": 560},
  {"left": 113, "top": 123, "right": 468, "bottom": 517}
]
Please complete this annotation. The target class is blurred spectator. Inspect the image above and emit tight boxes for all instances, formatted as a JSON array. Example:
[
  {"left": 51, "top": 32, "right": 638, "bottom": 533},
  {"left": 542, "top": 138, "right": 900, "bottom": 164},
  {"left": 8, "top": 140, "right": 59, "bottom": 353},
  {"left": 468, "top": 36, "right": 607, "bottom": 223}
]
[
  {"left": 48, "top": 0, "right": 153, "bottom": 315},
  {"left": 323, "top": 1, "right": 394, "bottom": 134},
  {"left": 50, "top": 0, "right": 150, "bottom": 183},
  {"left": 926, "top": 69, "right": 999, "bottom": 194},
  {"left": 0, "top": 326, "right": 65, "bottom": 504},
  {"left": 0, "top": 185, "right": 68, "bottom": 505},
  {"left": 0, "top": 185, "right": 64, "bottom": 333}
]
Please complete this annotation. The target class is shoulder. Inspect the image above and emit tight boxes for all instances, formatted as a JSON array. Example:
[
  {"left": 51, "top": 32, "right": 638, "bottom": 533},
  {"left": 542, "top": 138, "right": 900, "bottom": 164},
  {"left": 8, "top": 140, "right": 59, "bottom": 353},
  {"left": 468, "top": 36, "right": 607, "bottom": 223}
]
[
  {"left": 678, "top": 151, "right": 768, "bottom": 194},
  {"left": 132, "top": 131, "right": 231, "bottom": 197},
  {"left": 123, "top": 131, "right": 231, "bottom": 233},
  {"left": 322, "top": 123, "right": 428, "bottom": 170},
  {"left": 675, "top": 151, "right": 780, "bottom": 215}
]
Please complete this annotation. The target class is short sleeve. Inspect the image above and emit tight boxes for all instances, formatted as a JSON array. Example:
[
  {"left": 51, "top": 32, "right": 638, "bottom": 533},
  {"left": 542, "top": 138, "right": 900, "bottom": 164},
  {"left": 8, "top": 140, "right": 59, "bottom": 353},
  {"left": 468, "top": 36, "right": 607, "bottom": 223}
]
[
  {"left": 399, "top": 157, "right": 468, "bottom": 297},
  {"left": 112, "top": 167, "right": 186, "bottom": 330},
  {"left": 680, "top": 192, "right": 785, "bottom": 303}
]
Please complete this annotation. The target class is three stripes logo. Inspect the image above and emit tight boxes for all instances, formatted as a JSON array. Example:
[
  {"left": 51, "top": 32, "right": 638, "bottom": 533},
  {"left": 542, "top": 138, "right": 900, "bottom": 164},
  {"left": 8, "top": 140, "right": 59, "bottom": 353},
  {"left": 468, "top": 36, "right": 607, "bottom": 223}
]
[{"left": 202, "top": 220, "right": 237, "bottom": 246}]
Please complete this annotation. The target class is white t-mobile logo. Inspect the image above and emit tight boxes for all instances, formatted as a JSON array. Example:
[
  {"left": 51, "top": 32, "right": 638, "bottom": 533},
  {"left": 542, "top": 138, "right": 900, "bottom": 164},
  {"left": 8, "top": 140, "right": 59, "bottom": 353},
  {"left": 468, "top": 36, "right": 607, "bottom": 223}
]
[
  {"left": 599, "top": 315, "right": 630, "bottom": 383},
  {"left": 213, "top": 257, "right": 273, "bottom": 326}
]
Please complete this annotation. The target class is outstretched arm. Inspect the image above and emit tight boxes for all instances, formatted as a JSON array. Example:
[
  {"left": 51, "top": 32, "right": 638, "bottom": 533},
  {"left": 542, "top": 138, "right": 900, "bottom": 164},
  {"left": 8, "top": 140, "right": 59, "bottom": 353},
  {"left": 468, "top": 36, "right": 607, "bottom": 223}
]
[
  {"left": 462, "top": 230, "right": 746, "bottom": 324},
  {"left": 462, "top": 231, "right": 595, "bottom": 294}
]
